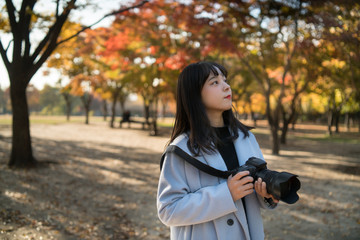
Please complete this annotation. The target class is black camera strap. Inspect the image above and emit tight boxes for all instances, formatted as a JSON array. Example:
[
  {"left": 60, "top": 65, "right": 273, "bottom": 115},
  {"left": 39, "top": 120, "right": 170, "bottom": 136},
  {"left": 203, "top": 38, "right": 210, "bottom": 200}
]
[{"left": 160, "top": 145, "right": 234, "bottom": 179}]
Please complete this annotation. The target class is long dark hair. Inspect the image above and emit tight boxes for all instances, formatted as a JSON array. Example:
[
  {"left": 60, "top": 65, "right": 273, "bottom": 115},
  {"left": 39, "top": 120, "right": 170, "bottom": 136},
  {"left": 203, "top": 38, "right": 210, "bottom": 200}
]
[{"left": 169, "top": 61, "right": 251, "bottom": 155}]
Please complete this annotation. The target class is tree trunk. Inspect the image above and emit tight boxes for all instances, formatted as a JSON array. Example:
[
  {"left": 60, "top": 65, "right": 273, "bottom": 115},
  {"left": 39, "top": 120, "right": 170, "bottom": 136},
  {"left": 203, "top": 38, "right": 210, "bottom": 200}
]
[
  {"left": 270, "top": 124, "right": 280, "bottom": 155},
  {"left": 62, "top": 93, "right": 72, "bottom": 121},
  {"left": 280, "top": 108, "right": 294, "bottom": 145},
  {"left": 110, "top": 99, "right": 116, "bottom": 128},
  {"left": 110, "top": 91, "right": 119, "bottom": 128},
  {"left": 85, "top": 107, "right": 89, "bottom": 124},
  {"left": 81, "top": 94, "right": 92, "bottom": 125},
  {"left": 66, "top": 101, "right": 71, "bottom": 121},
  {"left": 151, "top": 98, "right": 159, "bottom": 136},
  {"left": 8, "top": 81, "right": 36, "bottom": 168},
  {"left": 327, "top": 111, "right": 333, "bottom": 135},
  {"left": 291, "top": 112, "right": 298, "bottom": 130},
  {"left": 344, "top": 113, "right": 350, "bottom": 132},
  {"left": 280, "top": 122, "right": 289, "bottom": 145},
  {"left": 102, "top": 99, "right": 108, "bottom": 121},
  {"left": 144, "top": 103, "right": 150, "bottom": 124}
]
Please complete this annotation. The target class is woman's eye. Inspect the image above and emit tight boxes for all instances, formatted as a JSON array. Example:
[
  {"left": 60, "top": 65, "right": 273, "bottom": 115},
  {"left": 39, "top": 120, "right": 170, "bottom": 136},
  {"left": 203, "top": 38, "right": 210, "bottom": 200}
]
[{"left": 211, "top": 81, "right": 218, "bottom": 85}]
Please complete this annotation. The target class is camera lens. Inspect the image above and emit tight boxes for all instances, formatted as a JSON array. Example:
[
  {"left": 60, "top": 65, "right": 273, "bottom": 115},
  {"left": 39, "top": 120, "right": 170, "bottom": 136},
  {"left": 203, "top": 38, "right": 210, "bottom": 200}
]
[{"left": 257, "top": 170, "right": 301, "bottom": 204}]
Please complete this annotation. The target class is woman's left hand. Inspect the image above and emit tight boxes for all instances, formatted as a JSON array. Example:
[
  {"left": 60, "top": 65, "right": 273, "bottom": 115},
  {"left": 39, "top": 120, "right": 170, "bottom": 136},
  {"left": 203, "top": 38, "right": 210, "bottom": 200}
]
[{"left": 254, "top": 178, "right": 279, "bottom": 203}]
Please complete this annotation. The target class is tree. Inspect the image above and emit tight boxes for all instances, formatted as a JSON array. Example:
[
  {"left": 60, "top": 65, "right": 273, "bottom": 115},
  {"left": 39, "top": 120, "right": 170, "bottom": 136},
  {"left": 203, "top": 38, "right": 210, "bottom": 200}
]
[
  {"left": 304, "top": 1, "right": 360, "bottom": 133},
  {"left": 101, "top": 0, "right": 196, "bottom": 133},
  {"left": 97, "top": 24, "right": 140, "bottom": 128},
  {"left": 183, "top": 0, "right": 306, "bottom": 154},
  {"left": 0, "top": 0, "right": 148, "bottom": 168},
  {"left": 59, "top": 85, "right": 74, "bottom": 121},
  {"left": 321, "top": 2, "right": 360, "bottom": 132},
  {"left": 39, "top": 84, "right": 63, "bottom": 115}
]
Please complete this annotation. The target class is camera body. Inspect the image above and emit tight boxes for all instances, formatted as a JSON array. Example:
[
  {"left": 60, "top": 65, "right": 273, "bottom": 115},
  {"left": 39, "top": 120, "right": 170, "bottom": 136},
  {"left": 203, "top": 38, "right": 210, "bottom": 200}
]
[
  {"left": 235, "top": 157, "right": 268, "bottom": 178},
  {"left": 233, "top": 157, "right": 301, "bottom": 204}
]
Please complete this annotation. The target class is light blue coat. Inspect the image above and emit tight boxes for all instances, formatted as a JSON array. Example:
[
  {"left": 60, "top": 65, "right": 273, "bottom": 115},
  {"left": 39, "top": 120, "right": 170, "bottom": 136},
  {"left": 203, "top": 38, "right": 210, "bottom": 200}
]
[{"left": 157, "top": 130, "right": 276, "bottom": 240}]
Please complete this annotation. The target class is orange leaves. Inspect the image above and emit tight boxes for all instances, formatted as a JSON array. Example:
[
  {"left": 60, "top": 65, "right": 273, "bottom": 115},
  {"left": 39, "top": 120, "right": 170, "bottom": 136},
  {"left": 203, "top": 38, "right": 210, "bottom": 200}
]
[
  {"left": 148, "top": 46, "right": 158, "bottom": 55},
  {"left": 104, "top": 30, "right": 132, "bottom": 52},
  {"left": 267, "top": 68, "right": 293, "bottom": 85},
  {"left": 69, "top": 73, "right": 105, "bottom": 97},
  {"left": 164, "top": 51, "right": 190, "bottom": 70}
]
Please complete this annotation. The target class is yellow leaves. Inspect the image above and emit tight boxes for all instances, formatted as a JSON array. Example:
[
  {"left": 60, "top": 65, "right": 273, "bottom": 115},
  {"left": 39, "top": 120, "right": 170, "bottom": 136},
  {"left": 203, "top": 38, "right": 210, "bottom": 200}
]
[
  {"left": 301, "top": 93, "right": 327, "bottom": 114},
  {"left": 334, "top": 88, "right": 345, "bottom": 103},
  {"left": 128, "top": 40, "right": 144, "bottom": 51},
  {"left": 59, "top": 21, "right": 82, "bottom": 42},
  {"left": 105, "top": 69, "right": 120, "bottom": 79},
  {"left": 250, "top": 48, "right": 258, "bottom": 55},
  {"left": 100, "top": 91, "right": 112, "bottom": 100},
  {"left": 322, "top": 58, "right": 346, "bottom": 69},
  {"left": 0, "top": 13, "right": 11, "bottom": 32},
  {"left": 329, "top": 26, "right": 343, "bottom": 35},
  {"left": 250, "top": 93, "right": 266, "bottom": 114}
]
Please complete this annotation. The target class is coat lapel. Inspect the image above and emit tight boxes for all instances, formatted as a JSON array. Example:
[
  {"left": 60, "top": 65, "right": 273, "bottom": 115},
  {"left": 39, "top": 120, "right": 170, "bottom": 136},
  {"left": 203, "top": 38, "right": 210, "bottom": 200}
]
[{"left": 201, "top": 150, "right": 228, "bottom": 172}]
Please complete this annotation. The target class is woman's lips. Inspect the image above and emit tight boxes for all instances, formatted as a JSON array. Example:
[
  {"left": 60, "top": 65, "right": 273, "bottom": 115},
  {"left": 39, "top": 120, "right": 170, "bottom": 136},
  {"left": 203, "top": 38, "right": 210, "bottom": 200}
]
[{"left": 225, "top": 95, "right": 231, "bottom": 99}]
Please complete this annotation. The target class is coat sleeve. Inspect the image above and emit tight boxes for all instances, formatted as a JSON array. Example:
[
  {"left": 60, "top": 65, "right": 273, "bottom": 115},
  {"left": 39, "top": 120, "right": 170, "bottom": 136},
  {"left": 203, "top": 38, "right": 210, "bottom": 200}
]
[
  {"left": 248, "top": 132, "right": 278, "bottom": 210},
  {"left": 157, "top": 151, "right": 238, "bottom": 227}
]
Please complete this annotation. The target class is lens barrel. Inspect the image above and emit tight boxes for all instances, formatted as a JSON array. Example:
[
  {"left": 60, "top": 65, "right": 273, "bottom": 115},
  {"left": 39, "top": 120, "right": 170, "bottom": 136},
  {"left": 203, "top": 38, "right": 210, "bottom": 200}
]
[{"left": 257, "top": 169, "right": 301, "bottom": 204}]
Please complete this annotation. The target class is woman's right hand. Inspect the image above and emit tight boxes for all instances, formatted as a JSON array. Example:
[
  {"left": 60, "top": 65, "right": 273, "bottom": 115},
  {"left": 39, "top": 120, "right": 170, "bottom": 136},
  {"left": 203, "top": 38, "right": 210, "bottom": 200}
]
[{"left": 227, "top": 171, "right": 254, "bottom": 202}]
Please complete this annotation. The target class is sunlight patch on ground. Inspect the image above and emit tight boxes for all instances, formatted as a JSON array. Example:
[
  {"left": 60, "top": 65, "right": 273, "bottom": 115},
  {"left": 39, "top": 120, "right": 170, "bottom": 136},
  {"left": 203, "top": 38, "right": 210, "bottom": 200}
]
[
  {"left": 289, "top": 211, "right": 321, "bottom": 224},
  {"left": 4, "top": 190, "right": 28, "bottom": 204}
]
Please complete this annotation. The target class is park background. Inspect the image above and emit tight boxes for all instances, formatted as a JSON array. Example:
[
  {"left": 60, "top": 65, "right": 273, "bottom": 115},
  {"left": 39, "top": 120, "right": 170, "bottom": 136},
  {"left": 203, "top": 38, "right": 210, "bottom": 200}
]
[{"left": 0, "top": 0, "right": 359, "bottom": 239}]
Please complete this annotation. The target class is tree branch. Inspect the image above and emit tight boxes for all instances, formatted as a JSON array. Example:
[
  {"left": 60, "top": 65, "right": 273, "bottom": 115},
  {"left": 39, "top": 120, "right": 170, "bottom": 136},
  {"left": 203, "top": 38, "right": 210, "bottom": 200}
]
[
  {"left": 5, "top": 0, "right": 18, "bottom": 34},
  {"left": 278, "top": 1, "right": 303, "bottom": 111},
  {"left": 56, "top": 0, "right": 60, "bottom": 18},
  {"left": 56, "top": 0, "right": 149, "bottom": 46},
  {"left": 29, "top": 0, "right": 76, "bottom": 79},
  {"left": 0, "top": 40, "right": 11, "bottom": 72},
  {"left": 5, "top": 39, "right": 13, "bottom": 52},
  {"left": 22, "top": 1, "right": 37, "bottom": 61},
  {"left": 30, "top": 0, "right": 76, "bottom": 68}
]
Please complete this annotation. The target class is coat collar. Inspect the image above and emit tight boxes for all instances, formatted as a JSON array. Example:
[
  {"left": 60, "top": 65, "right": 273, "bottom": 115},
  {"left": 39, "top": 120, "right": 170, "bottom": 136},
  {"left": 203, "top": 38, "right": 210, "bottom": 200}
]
[{"left": 172, "top": 131, "right": 246, "bottom": 171}]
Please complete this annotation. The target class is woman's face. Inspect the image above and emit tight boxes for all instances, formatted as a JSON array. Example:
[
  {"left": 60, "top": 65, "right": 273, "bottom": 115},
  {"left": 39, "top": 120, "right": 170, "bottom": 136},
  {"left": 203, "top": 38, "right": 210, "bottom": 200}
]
[{"left": 201, "top": 68, "right": 232, "bottom": 115}]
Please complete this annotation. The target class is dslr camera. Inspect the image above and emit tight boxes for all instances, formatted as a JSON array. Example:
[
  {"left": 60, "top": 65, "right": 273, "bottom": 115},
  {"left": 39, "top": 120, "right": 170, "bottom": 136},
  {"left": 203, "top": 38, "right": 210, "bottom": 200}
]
[{"left": 233, "top": 157, "right": 301, "bottom": 204}]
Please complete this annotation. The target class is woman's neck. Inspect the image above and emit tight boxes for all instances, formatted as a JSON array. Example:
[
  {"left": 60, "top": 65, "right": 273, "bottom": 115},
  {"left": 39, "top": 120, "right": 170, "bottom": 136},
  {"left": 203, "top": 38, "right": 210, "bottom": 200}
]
[{"left": 207, "top": 111, "right": 224, "bottom": 127}]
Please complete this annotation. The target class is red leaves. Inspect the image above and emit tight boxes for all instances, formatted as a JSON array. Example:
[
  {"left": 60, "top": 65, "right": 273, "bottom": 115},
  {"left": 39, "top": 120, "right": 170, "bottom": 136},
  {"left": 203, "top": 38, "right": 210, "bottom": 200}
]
[
  {"left": 164, "top": 51, "right": 190, "bottom": 70},
  {"left": 104, "top": 30, "right": 132, "bottom": 53}
]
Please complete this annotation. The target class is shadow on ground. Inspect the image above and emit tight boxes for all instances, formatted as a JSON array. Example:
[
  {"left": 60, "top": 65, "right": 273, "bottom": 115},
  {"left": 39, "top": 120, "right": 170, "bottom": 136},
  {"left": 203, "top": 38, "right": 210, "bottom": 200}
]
[
  {"left": 0, "top": 133, "right": 167, "bottom": 239},
  {"left": 0, "top": 123, "right": 359, "bottom": 240}
]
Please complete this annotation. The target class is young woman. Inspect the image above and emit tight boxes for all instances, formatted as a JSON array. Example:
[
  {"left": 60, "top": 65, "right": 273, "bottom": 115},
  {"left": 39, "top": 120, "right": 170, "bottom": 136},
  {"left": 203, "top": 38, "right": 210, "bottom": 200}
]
[{"left": 157, "top": 61, "right": 278, "bottom": 240}]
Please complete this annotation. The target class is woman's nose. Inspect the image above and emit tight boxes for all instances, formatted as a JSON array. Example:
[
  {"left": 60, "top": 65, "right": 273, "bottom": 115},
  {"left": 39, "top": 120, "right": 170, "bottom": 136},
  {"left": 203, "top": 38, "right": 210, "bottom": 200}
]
[{"left": 223, "top": 81, "right": 230, "bottom": 91}]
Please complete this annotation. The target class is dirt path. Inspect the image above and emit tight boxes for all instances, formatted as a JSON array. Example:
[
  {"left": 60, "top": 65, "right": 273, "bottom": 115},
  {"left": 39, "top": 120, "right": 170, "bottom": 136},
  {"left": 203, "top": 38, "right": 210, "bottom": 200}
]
[{"left": 0, "top": 121, "right": 359, "bottom": 239}]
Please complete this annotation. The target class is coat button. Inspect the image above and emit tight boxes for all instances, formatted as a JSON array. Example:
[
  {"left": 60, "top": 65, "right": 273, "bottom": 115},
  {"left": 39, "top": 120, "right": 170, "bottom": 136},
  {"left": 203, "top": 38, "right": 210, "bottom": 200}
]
[{"left": 227, "top": 219, "right": 234, "bottom": 226}]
